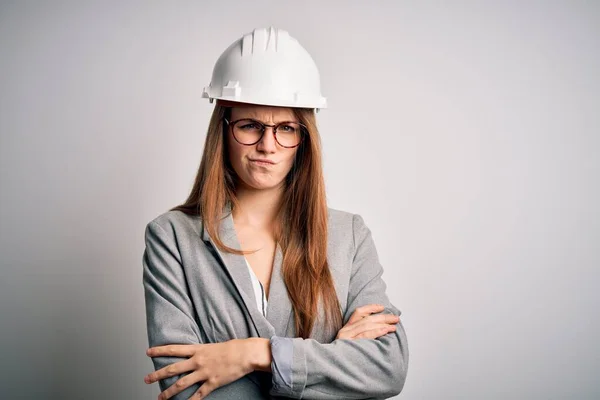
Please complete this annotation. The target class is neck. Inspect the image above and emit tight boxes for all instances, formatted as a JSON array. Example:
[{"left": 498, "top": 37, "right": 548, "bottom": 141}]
[{"left": 232, "top": 184, "right": 283, "bottom": 229}]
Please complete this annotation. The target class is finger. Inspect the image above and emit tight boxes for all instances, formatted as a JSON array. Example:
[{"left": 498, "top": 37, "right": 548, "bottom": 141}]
[
  {"left": 147, "top": 344, "right": 198, "bottom": 358},
  {"left": 144, "top": 359, "right": 196, "bottom": 384},
  {"left": 354, "top": 313, "right": 400, "bottom": 327},
  {"left": 347, "top": 304, "right": 385, "bottom": 325},
  {"left": 158, "top": 370, "right": 205, "bottom": 400},
  {"left": 192, "top": 378, "right": 218, "bottom": 399},
  {"left": 353, "top": 324, "right": 397, "bottom": 340},
  {"left": 353, "top": 304, "right": 385, "bottom": 317},
  {"left": 335, "top": 326, "right": 351, "bottom": 340},
  {"left": 343, "top": 315, "right": 399, "bottom": 337}
]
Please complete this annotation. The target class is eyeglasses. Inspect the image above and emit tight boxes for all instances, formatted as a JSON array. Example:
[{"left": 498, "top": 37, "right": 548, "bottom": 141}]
[{"left": 223, "top": 118, "right": 306, "bottom": 148}]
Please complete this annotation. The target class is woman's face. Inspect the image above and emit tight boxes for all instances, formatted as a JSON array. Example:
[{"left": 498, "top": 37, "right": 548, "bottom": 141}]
[{"left": 227, "top": 105, "right": 299, "bottom": 191}]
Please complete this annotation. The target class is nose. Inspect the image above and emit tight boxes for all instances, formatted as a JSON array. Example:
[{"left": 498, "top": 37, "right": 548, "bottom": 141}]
[{"left": 256, "top": 126, "right": 278, "bottom": 153}]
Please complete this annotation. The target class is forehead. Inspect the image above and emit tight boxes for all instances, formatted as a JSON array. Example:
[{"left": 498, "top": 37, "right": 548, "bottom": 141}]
[{"left": 230, "top": 105, "right": 297, "bottom": 122}]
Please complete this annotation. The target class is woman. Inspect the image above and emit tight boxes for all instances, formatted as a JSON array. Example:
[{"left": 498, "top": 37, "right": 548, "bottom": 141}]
[{"left": 142, "top": 27, "right": 408, "bottom": 400}]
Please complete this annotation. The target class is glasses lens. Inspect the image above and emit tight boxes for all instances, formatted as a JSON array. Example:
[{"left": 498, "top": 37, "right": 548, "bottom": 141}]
[
  {"left": 231, "top": 119, "right": 304, "bottom": 147},
  {"left": 232, "top": 119, "right": 264, "bottom": 144},
  {"left": 275, "top": 122, "right": 303, "bottom": 147}
]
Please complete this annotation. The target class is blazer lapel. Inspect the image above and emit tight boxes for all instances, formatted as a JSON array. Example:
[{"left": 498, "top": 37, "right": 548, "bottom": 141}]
[
  {"left": 201, "top": 203, "right": 294, "bottom": 338},
  {"left": 265, "top": 243, "right": 295, "bottom": 336}
]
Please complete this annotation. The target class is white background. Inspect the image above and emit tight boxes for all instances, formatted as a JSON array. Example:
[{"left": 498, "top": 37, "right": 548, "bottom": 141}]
[{"left": 1, "top": 1, "right": 598, "bottom": 399}]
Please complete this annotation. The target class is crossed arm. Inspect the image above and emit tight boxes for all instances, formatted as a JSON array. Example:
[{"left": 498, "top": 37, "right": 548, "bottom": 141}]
[{"left": 142, "top": 214, "right": 408, "bottom": 399}]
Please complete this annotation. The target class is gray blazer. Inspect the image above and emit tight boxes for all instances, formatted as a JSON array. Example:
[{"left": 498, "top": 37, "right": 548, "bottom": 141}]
[{"left": 143, "top": 203, "right": 408, "bottom": 399}]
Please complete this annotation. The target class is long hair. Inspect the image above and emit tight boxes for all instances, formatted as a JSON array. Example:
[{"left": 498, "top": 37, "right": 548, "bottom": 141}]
[{"left": 171, "top": 104, "right": 343, "bottom": 338}]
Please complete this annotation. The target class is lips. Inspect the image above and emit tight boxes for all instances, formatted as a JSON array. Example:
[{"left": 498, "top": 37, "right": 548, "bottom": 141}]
[{"left": 250, "top": 158, "right": 276, "bottom": 165}]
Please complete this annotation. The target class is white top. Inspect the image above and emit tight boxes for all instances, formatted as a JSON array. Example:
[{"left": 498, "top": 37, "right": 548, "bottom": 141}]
[{"left": 245, "top": 257, "right": 268, "bottom": 317}]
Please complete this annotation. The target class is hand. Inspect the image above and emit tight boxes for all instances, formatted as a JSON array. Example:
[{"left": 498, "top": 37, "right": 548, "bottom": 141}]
[
  {"left": 336, "top": 304, "right": 400, "bottom": 340},
  {"left": 144, "top": 339, "right": 253, "bottom": 400}
]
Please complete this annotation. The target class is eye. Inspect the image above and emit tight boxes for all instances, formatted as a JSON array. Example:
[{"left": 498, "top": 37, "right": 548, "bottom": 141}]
[
  {"left": 238, "top": 121, "right": 262, "bottom": 130},
  {"left": 278, "top": 123, "right": 298, "bottom": 133}
]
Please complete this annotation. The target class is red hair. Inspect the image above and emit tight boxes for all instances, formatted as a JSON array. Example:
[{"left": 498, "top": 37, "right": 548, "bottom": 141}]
[{"left": 171, "top": 104, "right": 342, "bottom": 338}]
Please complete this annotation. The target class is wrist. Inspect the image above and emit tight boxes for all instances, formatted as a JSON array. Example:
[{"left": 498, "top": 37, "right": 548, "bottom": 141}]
[{"left": 245, "top": 338, "right": 272, "bottom": 372}]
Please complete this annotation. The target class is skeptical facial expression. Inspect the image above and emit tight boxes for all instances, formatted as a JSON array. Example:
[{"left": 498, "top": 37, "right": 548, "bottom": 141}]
[{"left": 226, "top": 105, "right": 301, "bottom": 191}]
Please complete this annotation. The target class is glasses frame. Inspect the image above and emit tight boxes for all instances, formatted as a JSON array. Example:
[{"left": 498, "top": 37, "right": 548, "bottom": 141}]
[{"left": 223, "top": 117, "right": 306, "bottom": 148}]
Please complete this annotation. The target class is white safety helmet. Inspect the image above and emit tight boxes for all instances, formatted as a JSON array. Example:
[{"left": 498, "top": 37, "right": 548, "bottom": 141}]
[{"left": 202, "top": 27, "right": 327, "bottom": 110}]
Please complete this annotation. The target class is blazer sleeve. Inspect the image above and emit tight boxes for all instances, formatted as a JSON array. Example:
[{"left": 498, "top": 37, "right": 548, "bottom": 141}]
[
  {"left": 269, "top": 213, "right": 409, "bottom": 399},
  {"left": 142, "top": 220, "right": 203, "bottom": 400}
]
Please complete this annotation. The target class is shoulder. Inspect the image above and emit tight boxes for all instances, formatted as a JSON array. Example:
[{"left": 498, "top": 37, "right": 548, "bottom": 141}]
[
  {"left": 327, "top": 206, "right": 374, "bottom": 248},
  {"left": 145, "top": 209, "right": 203, "bottom": 238},
  {"left": 327, "top": 206, "right": 371, "bottom": 247},
  {"left": 326, "top": 206, "right": 369, "bottom": 228},
  {"left": 327, "top": 206, "right": 354, "bottom": 226}
]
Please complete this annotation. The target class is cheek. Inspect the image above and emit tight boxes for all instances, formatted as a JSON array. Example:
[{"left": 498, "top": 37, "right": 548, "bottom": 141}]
[
  {"left": 281, "top": 149, "right": 298, "bottom": 171},
  {"left": 227, "top": 141, "right": 246, "bottom": 168}
]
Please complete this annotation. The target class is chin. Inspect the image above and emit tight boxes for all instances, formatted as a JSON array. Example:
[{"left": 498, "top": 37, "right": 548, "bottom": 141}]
[
  {"left": 252, "top": 182, "right": 282, "bottom": 191},
  {"left": 244, "top": 177, "right": 285, "bottom": 191}
]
